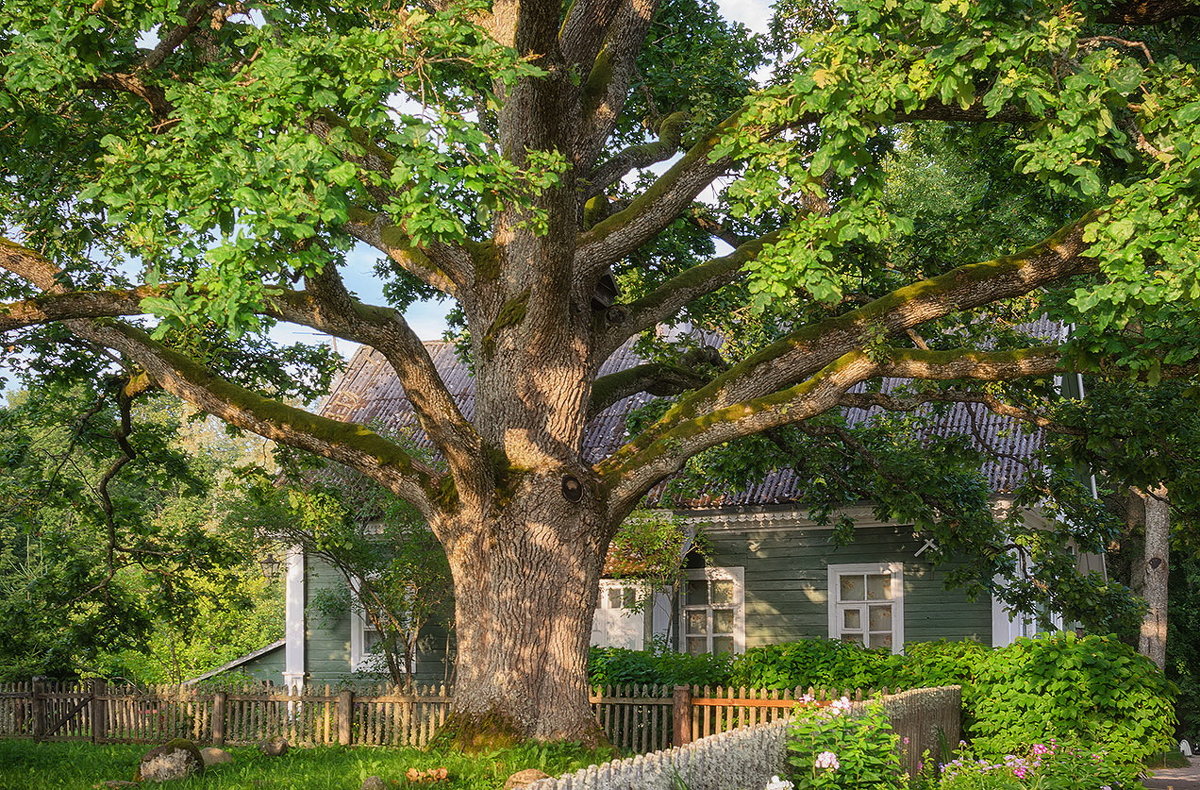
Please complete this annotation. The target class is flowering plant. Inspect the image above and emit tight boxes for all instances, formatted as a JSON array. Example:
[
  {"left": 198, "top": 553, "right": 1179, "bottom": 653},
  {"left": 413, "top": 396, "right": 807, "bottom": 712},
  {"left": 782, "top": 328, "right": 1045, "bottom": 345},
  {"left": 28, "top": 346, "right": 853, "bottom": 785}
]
[
  {"left": 787, "top": 700, "right": 903, "bottom": 789},
  {"left": 938, "top": 741, "right": 1139, "bottom": 789}
]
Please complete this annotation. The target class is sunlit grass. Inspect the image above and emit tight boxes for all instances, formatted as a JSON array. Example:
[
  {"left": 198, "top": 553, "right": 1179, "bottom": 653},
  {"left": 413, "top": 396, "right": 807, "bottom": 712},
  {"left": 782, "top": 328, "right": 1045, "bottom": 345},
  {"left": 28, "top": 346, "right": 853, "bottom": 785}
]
[{"left": 0, "top": 740, "right": 611, "bottom": 790}]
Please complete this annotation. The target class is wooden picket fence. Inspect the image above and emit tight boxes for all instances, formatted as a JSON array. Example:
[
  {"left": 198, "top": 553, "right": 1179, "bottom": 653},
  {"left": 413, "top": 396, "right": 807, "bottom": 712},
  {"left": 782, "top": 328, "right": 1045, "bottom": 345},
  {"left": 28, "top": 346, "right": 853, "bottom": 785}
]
[{"left": 0, "top": 680, "right": 910, "bottom": 752}]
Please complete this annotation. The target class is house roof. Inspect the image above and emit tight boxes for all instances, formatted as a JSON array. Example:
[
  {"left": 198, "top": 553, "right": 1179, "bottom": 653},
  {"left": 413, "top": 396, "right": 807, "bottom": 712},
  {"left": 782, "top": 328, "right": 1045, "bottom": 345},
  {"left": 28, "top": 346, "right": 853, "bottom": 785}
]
[
  {"left": 182, "top": 639, "right": 285, "bottom": 685},
  {"left": 319, "top": 325, "right": 1059, "bottom": 507}
]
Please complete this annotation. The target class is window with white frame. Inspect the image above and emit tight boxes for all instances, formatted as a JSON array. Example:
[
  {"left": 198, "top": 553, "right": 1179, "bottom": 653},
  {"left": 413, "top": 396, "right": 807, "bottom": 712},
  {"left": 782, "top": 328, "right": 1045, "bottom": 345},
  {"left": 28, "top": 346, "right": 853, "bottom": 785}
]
[
  {"left": 349, "top": 577, "right": 415, "bottom": 674},
  {"left": 827, "top": 563, "right": 904, "bottom": 653},
  {"left": 591, "top": 579, "right": 646, "bottom": 650},
  {"left": 350, "top": 609, "right": 388, "bottom": 672},
  {"left": 680, "top": 567, "right": 744, "bottom": 655}
]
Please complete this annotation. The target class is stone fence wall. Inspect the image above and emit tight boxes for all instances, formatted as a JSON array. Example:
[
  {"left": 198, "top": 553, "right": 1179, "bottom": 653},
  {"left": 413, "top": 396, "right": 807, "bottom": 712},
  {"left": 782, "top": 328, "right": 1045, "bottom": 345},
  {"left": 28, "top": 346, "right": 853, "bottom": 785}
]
[{"left": 526, "top": 685, "right": 962, "bottom": 790}]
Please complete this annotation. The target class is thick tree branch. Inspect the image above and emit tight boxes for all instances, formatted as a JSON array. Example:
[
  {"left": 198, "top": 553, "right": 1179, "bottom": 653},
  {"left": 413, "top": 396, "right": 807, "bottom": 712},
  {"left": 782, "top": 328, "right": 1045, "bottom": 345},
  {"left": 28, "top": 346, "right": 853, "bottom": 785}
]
[
  {"left": 576, "top": 100, "right": 1039, "bottom": 275},
  {"left": 0, "top": 236, "right": 443, "bottom": 512},
  {"left": 560, "top": 0, "right": 626, "bottom": 71},
  {"left": 1094, "top": 0, "right": 1200, "bottom": 25},
  {"left": 599, "top": 346, "right": 1065, "bottom": 517},
  {"left": 344, "top": 208, "right": 467, "bottom": 297},
  {"left": 575, "top": 112, "right": 741, "bottom": 275},
  {"left": 627, "top": 214, "right": 1097, "bottom": 435},
  {"left": 296, "top": 266, "right": 489, "bottom": 506},
  {"left": 576, "top": 0, "right": 661, "bottom": 170},
  {"left": 584, "top": 111, "right": 688, "bottom": 200},
  {"left": 86, "top": 72, "right": 175, "bottom": 123},
  {"left": 595, "top": 230, "right": 782, "bottom": 361},
  {"left": 71, "top": 319, "right": 441, "bottom": 511},
  {"left": 0, "top": 287, "right": 164, "bottom": 332},
  {"left": 141, "top": 2, "right": 223, "bottom": 71},
  {"left": 588, "top": 351, "right": 718, "bottom": 416}
]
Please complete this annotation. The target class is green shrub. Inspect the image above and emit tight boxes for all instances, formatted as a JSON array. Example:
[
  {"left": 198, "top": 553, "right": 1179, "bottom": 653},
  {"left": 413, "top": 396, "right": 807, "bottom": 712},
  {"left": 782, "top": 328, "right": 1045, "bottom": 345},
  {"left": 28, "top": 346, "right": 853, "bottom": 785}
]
[
  {"left": 937, "top": 741, "right": 1140, "bottom": 789},
  {"left": 588, "top": 646, "right": 731, "bottom": 687},
  {"left": 967, "top": 632, "right": 1176, "bottom": 764},
  {"left": 787, "top": 698, "right": 903, "bottom": 789},
  {"left": 900, "top": 639, "right": 990, "bottom": 689},
  {"left": 730, "top": 639, "right": 909, "bottom": 691}
]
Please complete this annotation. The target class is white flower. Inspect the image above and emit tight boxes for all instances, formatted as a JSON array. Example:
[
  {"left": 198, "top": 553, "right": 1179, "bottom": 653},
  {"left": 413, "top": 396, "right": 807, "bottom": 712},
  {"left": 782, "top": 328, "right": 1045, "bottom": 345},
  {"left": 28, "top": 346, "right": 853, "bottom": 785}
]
[
  {"left": 764, "top": 775, "right": 795, "bottom": 790},
  {"left": 815, "top": 751, "right": 840, "bottom": 771},
  {"left": 829, "top": 696, "right": 852, "bottom": 715}
]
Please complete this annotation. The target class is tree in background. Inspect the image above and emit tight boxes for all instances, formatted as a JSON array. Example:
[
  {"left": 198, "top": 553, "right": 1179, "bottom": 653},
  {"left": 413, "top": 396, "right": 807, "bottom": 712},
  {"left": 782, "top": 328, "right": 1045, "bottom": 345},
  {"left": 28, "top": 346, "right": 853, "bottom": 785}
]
[
  {"left": 0, "top": 380, "right": 282, "bottom": 682},
  {"left": 2, "top": 0, "right": 1199, "bottom": 741}
]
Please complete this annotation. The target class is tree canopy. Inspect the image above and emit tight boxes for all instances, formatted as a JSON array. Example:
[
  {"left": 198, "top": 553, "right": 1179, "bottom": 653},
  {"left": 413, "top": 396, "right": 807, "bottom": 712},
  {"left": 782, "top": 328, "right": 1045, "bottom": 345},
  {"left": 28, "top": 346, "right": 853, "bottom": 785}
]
[{"left": 2, "top": 0, "right": 1199, "bottom": 740}]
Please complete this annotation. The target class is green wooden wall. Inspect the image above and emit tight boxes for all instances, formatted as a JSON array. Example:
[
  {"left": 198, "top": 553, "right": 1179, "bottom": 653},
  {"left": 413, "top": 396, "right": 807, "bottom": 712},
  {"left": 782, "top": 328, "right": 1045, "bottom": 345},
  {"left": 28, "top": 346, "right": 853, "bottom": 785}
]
[
  {"left": 702, "top": 522, "right": 992, "bottom": 647},
  {"left": 234, "top": 646, "right": 286, "bottom": 683},
  {"left": 302, "top": 555, "right": 454, "bottom": 687}
]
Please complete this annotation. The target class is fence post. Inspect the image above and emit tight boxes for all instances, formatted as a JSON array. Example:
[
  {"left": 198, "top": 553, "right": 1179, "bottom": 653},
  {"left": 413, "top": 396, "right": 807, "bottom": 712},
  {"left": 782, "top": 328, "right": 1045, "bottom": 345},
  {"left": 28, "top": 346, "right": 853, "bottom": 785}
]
[
  {"left": 337, "top": 689, "right": 354, "bottom": 746},
  {"left": 90, "top": 679, "right": 107, "bottom": 743},
  {"left": 212, "top": 692, "right": 227, "bottom": 747},
  {"left": 672, "top": 685, "right": 692, "bottom": 747},
  {"left": 31, "top": 679, "right": 46, "bottom": 740}
]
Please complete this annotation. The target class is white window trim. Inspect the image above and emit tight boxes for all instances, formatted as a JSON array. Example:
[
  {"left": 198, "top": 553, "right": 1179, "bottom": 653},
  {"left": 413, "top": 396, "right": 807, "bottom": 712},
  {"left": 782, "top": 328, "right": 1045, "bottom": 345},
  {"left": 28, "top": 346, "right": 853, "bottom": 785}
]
[
  {"left": 348, "top": 577, "right": 405, "bottom": 674},
  {"left": 679, "top": 566, "right": 745, "bottom": 654},
  {"left": 990, "top": 550, "right": 1065, "bottom": 646},
  {"left": 592, "top": 579, "right": 650, "bottom": 650},
  {"left": 827, "top": 562, "right": 905, "bottom": 654}
]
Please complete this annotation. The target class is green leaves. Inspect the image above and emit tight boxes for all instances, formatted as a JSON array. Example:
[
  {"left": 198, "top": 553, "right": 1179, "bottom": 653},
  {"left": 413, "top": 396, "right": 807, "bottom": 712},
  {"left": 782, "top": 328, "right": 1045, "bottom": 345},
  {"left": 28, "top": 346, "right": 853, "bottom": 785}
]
[{"left": 967, "top": 632, "right": 1176, "bottom": 765}]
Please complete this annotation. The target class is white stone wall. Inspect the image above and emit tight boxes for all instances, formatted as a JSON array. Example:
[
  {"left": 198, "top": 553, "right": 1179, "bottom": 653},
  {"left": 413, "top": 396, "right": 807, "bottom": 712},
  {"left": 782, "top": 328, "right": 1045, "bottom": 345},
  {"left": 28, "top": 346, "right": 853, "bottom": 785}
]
[{"left": 526, "top": 686, "right": 962, "bottom": 790}]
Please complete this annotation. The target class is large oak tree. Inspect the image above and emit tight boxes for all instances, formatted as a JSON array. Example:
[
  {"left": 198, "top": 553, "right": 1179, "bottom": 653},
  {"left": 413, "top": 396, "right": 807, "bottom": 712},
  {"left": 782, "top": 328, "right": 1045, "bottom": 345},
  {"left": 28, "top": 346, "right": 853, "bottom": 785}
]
[{"left": 2, "top": 0, "right": 1199, "bottom": 742}]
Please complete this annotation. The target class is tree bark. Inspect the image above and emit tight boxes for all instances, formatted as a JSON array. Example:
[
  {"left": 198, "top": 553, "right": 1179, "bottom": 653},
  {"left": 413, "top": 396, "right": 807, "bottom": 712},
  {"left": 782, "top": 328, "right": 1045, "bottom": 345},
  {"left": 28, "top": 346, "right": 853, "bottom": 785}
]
[
  {"left": 1136, "top": 484, "right": 1170, "bottom": 671},
  {"left": 438, "top": 491, "right": 609, "bottom": 746}
]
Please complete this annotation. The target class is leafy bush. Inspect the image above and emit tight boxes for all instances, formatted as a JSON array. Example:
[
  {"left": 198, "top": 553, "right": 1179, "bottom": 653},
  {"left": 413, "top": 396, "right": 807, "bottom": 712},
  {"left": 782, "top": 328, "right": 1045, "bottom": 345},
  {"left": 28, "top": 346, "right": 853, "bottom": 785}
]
[
  {"left": 588, "top": 645, "right": 731, "bottom": 687},
  {"left": 787, "top": 698, "right": 903, "bottom": 789},
  {"left": 730, "top": 639, "right": 909, "bottom": 691},
  {"left": 590, "top": 634, "right": 1176, "bottom": 768},
  {"left": 900, "top": 640, "right": 991, "bottom": 689},
  {"left": 937, "top": 741, "right": 1140, "bottom": 789},
  {"left": 967, "top": 632, "right": 1175, "bottom": 764}
]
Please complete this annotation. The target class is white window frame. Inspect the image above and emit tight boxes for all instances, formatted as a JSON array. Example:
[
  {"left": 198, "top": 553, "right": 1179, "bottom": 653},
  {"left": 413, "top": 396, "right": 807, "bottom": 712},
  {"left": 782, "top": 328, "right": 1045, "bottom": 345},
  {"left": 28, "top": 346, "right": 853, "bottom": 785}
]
[
  {"left": 679, "top": 566, "right": 745, "bottom": 655},
  {"left": 827, "top": 562, "right": 904, "bottom": 654},
  {"left": 991, "top": 550, "right": 1065, "bottom": 646},
  {"left": 591, "top": 579, "right": 649, "bottom": 650},
  {"left": 348, "top": 577, "right": 414, "bottom": 674}
]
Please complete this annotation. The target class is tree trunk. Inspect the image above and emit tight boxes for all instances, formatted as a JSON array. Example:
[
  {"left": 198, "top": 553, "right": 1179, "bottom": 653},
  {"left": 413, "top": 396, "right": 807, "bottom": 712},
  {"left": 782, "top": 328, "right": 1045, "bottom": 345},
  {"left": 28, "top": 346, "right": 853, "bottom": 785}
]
[
  {"left": 1137, "top": 484, "right": 1170, "bottom": 671},
  {"left": 438, "top": 488, "right": 610, "bottom": 747}
]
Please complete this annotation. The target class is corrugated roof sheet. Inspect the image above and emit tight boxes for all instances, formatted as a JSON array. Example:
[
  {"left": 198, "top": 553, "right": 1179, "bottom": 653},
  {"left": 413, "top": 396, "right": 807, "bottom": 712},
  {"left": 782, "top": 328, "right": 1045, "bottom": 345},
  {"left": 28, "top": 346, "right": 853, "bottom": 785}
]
[{"left": 319, "top": 327, "right": 1055, "bottom": 507}]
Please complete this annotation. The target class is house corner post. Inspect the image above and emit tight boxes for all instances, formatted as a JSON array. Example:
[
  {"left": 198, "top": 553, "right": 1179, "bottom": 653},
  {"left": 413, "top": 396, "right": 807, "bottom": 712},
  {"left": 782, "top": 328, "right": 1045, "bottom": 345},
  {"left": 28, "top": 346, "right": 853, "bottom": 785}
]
[
  {"left": 672, "top": 685, "right": 693, "bottom": 746},
  {"left": 283, "top": 546, "right": 307, "bottom": 692}
]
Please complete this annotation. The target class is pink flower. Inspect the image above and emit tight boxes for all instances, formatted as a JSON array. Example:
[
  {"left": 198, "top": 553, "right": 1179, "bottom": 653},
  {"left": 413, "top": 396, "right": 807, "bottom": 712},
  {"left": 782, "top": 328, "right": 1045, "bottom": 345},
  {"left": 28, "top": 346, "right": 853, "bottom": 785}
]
[
  {"left": 830, "top": 696, "right": 852, "bottom": 715},
  {"left": 815, "top": 751, "right": 840, "bottom": 771}
]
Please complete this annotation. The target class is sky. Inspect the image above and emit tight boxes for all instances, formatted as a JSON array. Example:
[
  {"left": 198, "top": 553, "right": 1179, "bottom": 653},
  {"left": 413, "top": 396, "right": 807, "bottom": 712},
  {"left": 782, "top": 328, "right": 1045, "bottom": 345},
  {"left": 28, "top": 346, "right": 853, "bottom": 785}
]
[{"left": 282, "top": 0, "right": 774, "bottom": 351}]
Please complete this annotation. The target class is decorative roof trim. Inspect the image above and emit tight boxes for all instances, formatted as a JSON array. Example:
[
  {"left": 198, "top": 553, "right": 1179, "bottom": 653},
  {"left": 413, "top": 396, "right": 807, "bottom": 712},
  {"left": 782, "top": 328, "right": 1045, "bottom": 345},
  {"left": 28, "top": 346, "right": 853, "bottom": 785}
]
[{"left": 653, "top": 497, "right": 1019, "bottom": 533}]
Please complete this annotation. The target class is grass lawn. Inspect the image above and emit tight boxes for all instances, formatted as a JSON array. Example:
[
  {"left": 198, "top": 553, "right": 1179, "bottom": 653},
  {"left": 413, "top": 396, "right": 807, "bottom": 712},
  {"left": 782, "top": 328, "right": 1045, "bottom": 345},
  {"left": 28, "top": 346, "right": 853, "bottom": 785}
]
[{"left": 0, "top": 740, "right": 612, "bottom": 790}]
